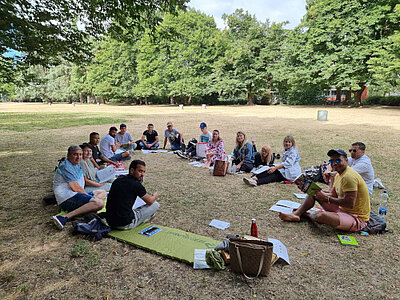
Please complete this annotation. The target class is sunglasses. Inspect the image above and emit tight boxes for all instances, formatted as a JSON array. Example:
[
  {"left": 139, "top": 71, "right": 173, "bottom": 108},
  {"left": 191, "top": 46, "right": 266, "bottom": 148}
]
[
  {"left": 349, "top": 149, "right": 358, "bottom": 153},
  {"left": 329, "top": 159, "right": 342, "bottom": 164}
]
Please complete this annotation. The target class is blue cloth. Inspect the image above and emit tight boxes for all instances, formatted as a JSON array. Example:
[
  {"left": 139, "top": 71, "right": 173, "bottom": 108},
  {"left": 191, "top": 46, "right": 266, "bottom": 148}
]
[
  {"left": 56, "top": 159, "right": 83, "bottom": 183},
  {"left": 277, "top": 146, "right": 301, "bottom": 181},
  {"left": 231, "top": 141, "right": 254, "bottom": 163},
  {"left": 140, "top": 141, "right": 160, "bottom": 149}
]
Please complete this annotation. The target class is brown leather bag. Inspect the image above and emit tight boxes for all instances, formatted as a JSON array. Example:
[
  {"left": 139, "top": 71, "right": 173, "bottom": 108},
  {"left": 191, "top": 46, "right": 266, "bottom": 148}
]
[
  {"left": 229, "top": 239, "right": 273, "bottom": 279},
  {"left": 213, "top": 159, "right": 228, "bottom": 176}
]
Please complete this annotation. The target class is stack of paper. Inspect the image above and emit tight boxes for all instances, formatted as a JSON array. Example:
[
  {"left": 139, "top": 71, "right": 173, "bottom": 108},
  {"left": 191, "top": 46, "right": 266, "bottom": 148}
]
[{"left": 209, "top": 219, "right": 230, "bottom": 230}]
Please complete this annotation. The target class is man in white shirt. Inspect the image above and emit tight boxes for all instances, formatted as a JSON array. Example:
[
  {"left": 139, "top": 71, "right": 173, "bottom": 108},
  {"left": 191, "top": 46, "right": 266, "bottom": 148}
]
[
  {"left": 348, "top": 142, "right": 374, "bottom": 195},
  {"left": 100, "top": 127, "right": 130, "bottom": 162}
]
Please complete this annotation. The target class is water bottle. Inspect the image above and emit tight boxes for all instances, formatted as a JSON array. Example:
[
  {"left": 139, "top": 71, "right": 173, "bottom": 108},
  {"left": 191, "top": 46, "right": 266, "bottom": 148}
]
[
  {"left": 250, "top": 218, "right": 258, "bottom": 237},
  {"left": 378, "top": 190, "right": 389, "bottom": 220}
]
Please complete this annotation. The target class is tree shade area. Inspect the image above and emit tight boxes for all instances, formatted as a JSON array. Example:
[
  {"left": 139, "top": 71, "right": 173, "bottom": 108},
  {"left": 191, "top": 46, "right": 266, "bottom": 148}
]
[{"left": 1, "top": 0, "right": 399, "bottom": 106}]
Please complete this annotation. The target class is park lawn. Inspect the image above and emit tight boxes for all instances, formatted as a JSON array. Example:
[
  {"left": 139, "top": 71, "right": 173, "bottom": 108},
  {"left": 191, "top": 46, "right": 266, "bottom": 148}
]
[{"left": 0, "top": 103, "right": 399, "bottom": 299}]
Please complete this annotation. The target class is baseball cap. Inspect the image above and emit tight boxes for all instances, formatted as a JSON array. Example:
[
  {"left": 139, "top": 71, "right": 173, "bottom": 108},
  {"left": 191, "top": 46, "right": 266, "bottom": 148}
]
[
  {"left": 120, "top": 123, "right": 127, "bottom": 128},
  {"left": 327, "top": 149, "right": 347, "bottom": 157},
  {"left": 167, "top": 121, "right": 173, "bottom": 126},
  {"left": 200, "top": 122, "right": 207, "bottom": 129}
]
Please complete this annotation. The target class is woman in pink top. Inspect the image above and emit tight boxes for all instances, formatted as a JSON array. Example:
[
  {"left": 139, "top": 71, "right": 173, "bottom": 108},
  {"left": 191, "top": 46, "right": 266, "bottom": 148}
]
[{"left": 203, "top": 130, "right": 226, "bottom": 168}]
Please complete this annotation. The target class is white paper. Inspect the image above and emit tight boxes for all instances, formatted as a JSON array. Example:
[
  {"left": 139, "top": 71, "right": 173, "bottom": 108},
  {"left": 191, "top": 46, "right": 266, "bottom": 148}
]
[
  {"left": 251, "top": 165, "right": 270, "bottom": 175},
  {"left": 196, "top": 143, "right": 208, "bottom": 158},
  {"left": 96, "top": 165, "right": 116, "bottom": 183},
  {"left": 209, "top": 219, "right": 230, "bottom": 230},
  {"left": 293, "top": 193, "right": 307, "bottom": 199},
  {"left": 188, "top": 161, "right": 204, "bottom": 167},
  {"left": 276, "top": 200, "right": 301, "bottom": 209},
  {"left": 133, "top": 197, "right": 147, "bottom": 209},
  {"left": 154, "top": 149, "right": 168, "bottom": 153},
  {"left": 115, "top": 148, "right": 125, "bottom": 155},
  {"left": 268, "top": 238, "right": 290, "bottom": 264},
  {"left": 115, "top": 170, "right": 129, "bottom": 176},
  {"left": 141, "top": 150, "right": 152, "bottom": 154},
  {"left": 269, "top": 205, "right": 293, "bottom": 214}
]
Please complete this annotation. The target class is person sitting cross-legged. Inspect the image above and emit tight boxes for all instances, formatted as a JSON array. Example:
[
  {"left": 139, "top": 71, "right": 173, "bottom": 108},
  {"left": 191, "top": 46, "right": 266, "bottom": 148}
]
[
  {"left": 115, "top": 123, "right": 137, "bottom": 153},
  {"left": 52, "top": 146, "right": 106, "bottom": 230},
  {"left": 139, "top": 123, "right": 160, "bottom": 150},
  {"left": 279, "top": 149, "right": 371, "bottom": 232},
  {"left": 106, "top": 160, "right": 160, "bottom": 230},
  {"left": 100, "top": 126, "right": 131, "bottom": 161}
]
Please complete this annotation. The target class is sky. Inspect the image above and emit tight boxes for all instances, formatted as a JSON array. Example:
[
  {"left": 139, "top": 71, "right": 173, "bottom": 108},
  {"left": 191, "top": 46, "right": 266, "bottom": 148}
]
[{"left": 188, "top": 0, "right": 307, "bottom": 29}]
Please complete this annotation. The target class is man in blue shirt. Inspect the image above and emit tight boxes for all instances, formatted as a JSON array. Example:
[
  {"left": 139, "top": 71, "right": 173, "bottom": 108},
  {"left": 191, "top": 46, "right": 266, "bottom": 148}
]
[{"left": 52, "top": 146, "right": 106, "bottom": 229}]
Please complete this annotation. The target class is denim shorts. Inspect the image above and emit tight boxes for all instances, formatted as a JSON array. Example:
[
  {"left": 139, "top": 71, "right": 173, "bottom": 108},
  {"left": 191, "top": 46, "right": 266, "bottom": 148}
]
[{"left": 59, "top": 192, "right": 94, "bottom": 212}]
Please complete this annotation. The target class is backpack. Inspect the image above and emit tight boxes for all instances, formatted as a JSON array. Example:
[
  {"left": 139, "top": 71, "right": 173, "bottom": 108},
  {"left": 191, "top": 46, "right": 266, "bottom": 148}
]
[
  {"left": 360, "top": 212, "right": 387, "bottom": 234},
  {"left": 55, "top": 157, "right": 66, "bottom": 171},
  {"left": 72, "top": 213, "right": 110, "bottom": 240},
  {"left": 302, "top": 162, "right": 329, "bottom": 184}
]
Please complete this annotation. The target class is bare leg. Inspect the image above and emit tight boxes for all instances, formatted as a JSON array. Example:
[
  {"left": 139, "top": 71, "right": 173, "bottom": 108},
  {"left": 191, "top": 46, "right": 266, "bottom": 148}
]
[
  {"left": 309, "top": 211, "right": 340, "bottom": 227},
  {"left": 279, "top": 195, "right": 316, "bottom": 222},
  {"left": 65, "top": 190, "right": 106, "bottom": 219}
]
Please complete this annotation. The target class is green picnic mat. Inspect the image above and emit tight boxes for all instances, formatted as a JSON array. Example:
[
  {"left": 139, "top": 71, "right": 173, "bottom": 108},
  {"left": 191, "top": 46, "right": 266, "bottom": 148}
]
[{"left": 109, "top": 223, "right": 221, "bottom": 264}]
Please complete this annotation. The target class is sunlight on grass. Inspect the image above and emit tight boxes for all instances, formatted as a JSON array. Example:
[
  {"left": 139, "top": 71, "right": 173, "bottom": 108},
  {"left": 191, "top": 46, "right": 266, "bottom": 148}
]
[{"left": 0, "top": 112, "right": 128, "bottom": 132}]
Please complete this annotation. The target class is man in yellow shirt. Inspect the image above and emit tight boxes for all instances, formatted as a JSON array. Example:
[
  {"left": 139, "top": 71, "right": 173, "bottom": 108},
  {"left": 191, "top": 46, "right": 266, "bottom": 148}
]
[{"left": 279, "top": 149, "right": 370, "bottom": 231}]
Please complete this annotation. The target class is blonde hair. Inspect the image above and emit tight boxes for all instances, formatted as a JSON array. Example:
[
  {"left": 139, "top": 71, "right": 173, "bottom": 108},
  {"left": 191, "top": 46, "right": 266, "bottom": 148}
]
[
  {"left": 261, "top": 144, "right": 272, "bottom": 164},
  {"left": 236, "top": 131, "right": 246, "bottom": 149},
  {"left": 283, "top": 136, "right": 296, "bottom": 148}
]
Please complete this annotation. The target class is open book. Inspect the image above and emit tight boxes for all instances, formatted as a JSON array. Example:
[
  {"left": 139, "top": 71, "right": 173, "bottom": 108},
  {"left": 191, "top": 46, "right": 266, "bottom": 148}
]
[{"left": 294, "top": 173, "right": 322, "bottom": 196}]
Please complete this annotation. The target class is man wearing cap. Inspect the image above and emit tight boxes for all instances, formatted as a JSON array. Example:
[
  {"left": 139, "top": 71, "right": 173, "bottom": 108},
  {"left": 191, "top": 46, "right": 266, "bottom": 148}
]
[
  {"left": 100, "top": 127, "right": 131, "bottom": 161},
  {"left": 115, "top": 124, "right": 137, "bottom": 153},
  {"left": 163, "top": 122, "right": 184, "bottom": 150},
  {"left": 324, "top": 142, "right": 374, "bottom": 195},
  {"left": 279, "top": 149, "right": 370, "bottom": 232}
]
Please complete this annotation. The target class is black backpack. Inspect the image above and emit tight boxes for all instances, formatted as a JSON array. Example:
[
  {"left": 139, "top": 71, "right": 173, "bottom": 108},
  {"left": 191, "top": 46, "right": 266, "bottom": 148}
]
[{"left": 72, "top": 214, "right": 111, "bottom": 240}]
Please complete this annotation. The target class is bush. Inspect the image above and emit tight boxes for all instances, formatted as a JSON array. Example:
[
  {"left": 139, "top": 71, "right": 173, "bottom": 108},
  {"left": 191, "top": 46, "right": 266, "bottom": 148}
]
[
  {"left": 285, "top": 86, "right": 325, "bottom": 105},
  {"left": 363, "top": 96, "right": 400, "bottom": 106}
]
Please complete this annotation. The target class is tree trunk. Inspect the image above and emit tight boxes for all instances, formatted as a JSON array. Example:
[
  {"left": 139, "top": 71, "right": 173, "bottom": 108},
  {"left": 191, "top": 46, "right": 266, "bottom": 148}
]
[
  {"left": 353, "top": 83, "right": 366, "bottom": 107},
  {"left": 79, "top": 93, "right": 84, "bottom": 103},
  {"left": 68, "top": 96, "right": 72, "bottom": 104},
  {"left": 100, "top": 97, "right": 105, "bottom": 104},
  {"left": 145, "top": 97, "right": 148, "bottom": 105},
  {"left": 170, "top": 96, "right": 175, "bottom": 105},
  {"left": 335, "top": 88, "right": 342, "bottom": 104},
  {"left": 87, "top": 95, "right": 90, "bottom": 103},
  {"left": 188, "top": 95, "right": 192, "bottom": 105},
  {"left": 247, "top": 92, "right": 254, "bottom": 105},
  {"left": 345, "top": 90, "right": 351, "bottom": 103},
  {"left": 139, "top": 97, "right": 143, "bottom": 105}
]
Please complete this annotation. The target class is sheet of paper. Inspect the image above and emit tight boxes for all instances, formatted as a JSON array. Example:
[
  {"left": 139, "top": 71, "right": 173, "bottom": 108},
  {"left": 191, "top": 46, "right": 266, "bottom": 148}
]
[
  {"left": 252, "top": 165, "right": 270, "bottom": 175},
  {"left": 96, "top": 165, "right": 116, "bottom": 183},
  {"left": 133, "top": 197, "right": 147, "bottom": 209},
  {"left": 276, "top": 200, "right": 301, "bottom": 209},
  {"left": 188, "top": 161, "right": 204, "bottom": 167},
  {"left": 193, "top": 249, "right": 212, "bottom": 269},
  {"left": 293, "top": 193, "right": 307, "bottom": 199},
  {"left": 141, "top": 149, "right": 151, "bottom": 154},
  {"left": 154, "top": 149, "right": 168, "bottom": 153},
  {"left": 115, "top": 148, "right": 125, "bottom": 155},
  {"left": 269, "top": 205, "right": 293, "bottom": 214},
  {"left": 115, "top": 170, "right": 129, "bottom": 176},
  {"left": 209, "top": 219, "right": 230, "bottom": 230},
  {"left": 268, "top": 238, "right": 290, "bottom": 264}
]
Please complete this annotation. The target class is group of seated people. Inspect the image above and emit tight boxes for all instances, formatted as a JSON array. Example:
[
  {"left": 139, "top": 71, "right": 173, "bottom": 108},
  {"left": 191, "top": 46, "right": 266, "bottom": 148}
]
[{"left": 52, "top": 118, "right": 376, "bottom": 234}]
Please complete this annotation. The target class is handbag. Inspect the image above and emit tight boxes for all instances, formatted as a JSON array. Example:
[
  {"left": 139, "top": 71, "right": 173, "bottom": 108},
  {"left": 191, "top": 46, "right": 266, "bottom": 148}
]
[
  {"left": 229, "top": 239, "right": 273, "bottom": 279},
  {"left": 213, "top": 159, "right": 228, "bottom": 176}
]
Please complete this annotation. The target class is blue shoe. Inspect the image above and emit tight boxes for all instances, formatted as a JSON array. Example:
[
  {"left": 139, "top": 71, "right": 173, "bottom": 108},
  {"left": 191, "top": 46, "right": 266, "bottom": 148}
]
[{"left": 52, "top": 215, "right": 68, "bottom": 230}]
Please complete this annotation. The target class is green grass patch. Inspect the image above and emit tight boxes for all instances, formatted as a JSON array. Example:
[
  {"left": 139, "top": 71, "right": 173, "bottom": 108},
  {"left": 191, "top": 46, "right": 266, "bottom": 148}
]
[{"left": 0, "top": 112, "right": 128, "bottom": 132}]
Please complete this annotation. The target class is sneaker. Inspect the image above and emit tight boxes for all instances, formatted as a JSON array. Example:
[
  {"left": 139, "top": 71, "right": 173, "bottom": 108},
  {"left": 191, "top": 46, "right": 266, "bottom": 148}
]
[
  {"left": 52, "top": 215, "right": 68, "bottom": 230},
  {"left": 176, "top": 151, "right": 189, "bottom": 159},
  {"left": 243, "top": 177, "right": 257, "bottom": 187}
]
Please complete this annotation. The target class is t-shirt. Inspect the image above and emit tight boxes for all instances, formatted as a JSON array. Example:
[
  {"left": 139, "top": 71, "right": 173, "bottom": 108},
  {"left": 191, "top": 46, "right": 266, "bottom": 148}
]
[
  {"left": 106, "top": 175, "right": 147, "bottom": 228},
  {"left": 100, "top": 134, "right": 115, "bottom": 158},
  {"left": 115, "top": 132, "right": 133, "bottom": 146},
  {"left": 334, "top": 166, "right": 370, "bottom": 221},
  {"left": 143, "top": 130, "right": 158, "bottom": 143},
  {"left": 348, "top": 155, "right": 374, "bottom": 195},
  {"left": 199, "top": 131, "right": 212, "bottom": 143},
  {"left": 53, "top": 159, "right": 85, "bottom": 205},
  {"left": 88, "top": 144, "right": 104, "bottom": 165},
  {"left": 164, "top": 128, "right": 179, "bottom": 143}
]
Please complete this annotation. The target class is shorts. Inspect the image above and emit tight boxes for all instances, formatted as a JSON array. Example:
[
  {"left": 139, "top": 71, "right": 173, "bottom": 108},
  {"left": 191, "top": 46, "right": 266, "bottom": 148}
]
[
  {"left": 59, "top": 192, "right": 94, "bottom": 212},
  {"left": 321, "top": 202, "right": 367, "bottom": 232}
]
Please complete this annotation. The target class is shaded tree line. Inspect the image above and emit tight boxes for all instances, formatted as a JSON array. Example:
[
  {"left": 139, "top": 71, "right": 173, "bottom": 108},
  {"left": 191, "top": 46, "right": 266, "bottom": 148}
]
[{"left": 2, "top": 1, "right": 400, "bottom": 106}]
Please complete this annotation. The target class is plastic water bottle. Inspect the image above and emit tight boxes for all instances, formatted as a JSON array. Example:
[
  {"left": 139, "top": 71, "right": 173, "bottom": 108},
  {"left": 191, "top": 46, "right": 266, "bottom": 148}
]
[
  {"left": 378, "top": 190, "right": 389, "bottom": 220},
  {"left": 251, "top": 219, "right": 258, "bottom": 237}
]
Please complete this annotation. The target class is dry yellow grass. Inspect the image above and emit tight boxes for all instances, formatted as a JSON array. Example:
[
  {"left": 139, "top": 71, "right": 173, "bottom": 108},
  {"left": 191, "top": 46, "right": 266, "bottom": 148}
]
[{"left": 0, "top": 103, "right": 399, "bottom": 300}]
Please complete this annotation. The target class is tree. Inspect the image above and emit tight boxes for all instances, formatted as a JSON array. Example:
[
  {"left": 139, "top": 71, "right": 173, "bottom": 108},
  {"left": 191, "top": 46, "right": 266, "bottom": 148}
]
[
  {"left": 0, "top": 0, "right": 188, "bottom": 76},
  {"left": 288, "top": 0, "right": 400, "bottom": 106},
  {"left": 212, "top": 9, "right": 286, "bottom": 105}
]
